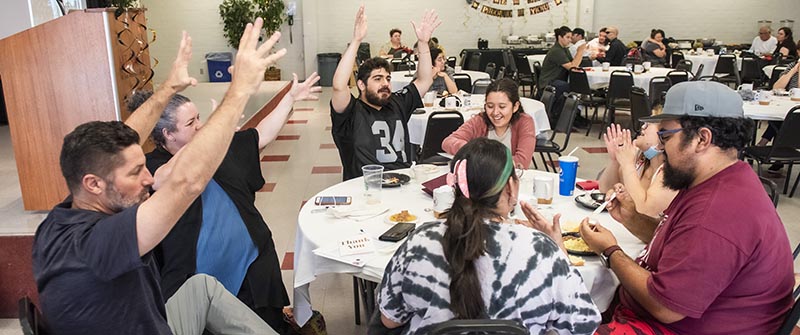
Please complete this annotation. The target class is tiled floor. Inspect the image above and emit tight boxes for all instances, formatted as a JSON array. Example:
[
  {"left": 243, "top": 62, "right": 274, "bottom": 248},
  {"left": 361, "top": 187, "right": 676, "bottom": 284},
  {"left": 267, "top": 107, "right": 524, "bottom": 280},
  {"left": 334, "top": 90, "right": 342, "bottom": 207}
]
[{"left": 1, "top": 86, "right": 799, "bottom": 333}]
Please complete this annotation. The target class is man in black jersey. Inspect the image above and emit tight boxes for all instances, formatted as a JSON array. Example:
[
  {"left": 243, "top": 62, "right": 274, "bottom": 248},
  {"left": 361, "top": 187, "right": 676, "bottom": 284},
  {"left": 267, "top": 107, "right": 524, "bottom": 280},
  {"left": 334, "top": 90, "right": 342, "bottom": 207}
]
[{"left": 331, "top": 5, "right": 441, "bottom": 180}]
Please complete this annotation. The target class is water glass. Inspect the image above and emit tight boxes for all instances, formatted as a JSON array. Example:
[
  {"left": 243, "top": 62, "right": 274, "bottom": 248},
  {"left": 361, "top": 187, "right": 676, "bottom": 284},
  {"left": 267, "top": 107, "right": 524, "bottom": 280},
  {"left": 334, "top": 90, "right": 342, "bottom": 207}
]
[{"left": 362, "top": 165, "right": 384, "bottom": 204}]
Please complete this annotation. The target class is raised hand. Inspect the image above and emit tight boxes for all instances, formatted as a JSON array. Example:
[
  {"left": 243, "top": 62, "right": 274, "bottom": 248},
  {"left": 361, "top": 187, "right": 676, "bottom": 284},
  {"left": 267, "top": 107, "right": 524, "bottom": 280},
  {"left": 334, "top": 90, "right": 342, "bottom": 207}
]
[
  {"left": 411, "top": 9, "right": 441, "bottom": 43},
  {"left": 603, "top": 124, "right": 625, "bottom": 162},
  {"left": 353, "top": 5, "right": 367, "bottom": 42},
  {"left": 289, "top": 72, "right": 323, "bottom": 101},
  {"left": 164, "top": 31, "right": 198, "bottom": 93},
  {"left": 519, "top": 201, "right": 566, "bottom": 253},
  {"left": 614, "top": 128, "right": 636, "bottom": 166},
  {"left": 230, "top": 18, "right": 288, "bottom": 96}
]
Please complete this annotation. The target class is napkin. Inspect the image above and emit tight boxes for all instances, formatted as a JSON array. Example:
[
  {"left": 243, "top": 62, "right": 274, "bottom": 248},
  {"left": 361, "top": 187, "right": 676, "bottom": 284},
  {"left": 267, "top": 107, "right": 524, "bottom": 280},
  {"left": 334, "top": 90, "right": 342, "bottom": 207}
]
[
  {"left": 576, "top": 180, "right": 599, "bottom": 191},
  {"left": 327, "top": 205, "right": 390, "bottom": 221}
]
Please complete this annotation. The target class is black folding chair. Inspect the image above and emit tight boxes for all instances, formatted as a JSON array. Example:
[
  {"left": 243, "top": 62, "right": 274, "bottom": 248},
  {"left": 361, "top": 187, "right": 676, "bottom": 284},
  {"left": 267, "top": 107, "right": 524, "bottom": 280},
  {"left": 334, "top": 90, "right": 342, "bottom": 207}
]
[
  {"left": 579, "top": 56, "right": 593, "bottom": 67},
  {"left": 671, "top": 51, "right": 685, "bottom": 69},
  {"left": 514, "top": 53, "right": 536, "bottom": 97},
  {"left": 675, "top": 59, "right": 693, "bottom": 72},
  {"left": 446, "top": 56, "right": 457, "bottom": 69},
  {"left": 713, "top": 54, "right": 740, "bottom": 88},
  {"left": 429, "top": 319, "right": 528, "bottom": 335},
  {"left": 693, "top": 63, "right": 705, "bottom": 79},
  {"left": 539, "top": 85, "right": 557, "bottom": 124},
  {"left": 18, "top": 297, "right": 48, "bottom": 335},
  {"left": 484, "top": 62, "right": 496, "bottom": 79},
  {"left": 740, "top": 57, "right": 763, "bottom": 87},
  {"left": 419, "top": 111, "right": 465, "bottom": 165},
  {"left": 496, "top": 66, "right": 506, "bottom": 80},
  {"left": 769, "top": 66, "right": 789, "bottom": 89},
  {"left": 776, "top": 292, "right": 800, "bottom": 335},
  {"left": 472, "top": 78, "right": 492, "bottom": 95},
  {"left": 535, "top": 94, "right": 581, "bottom": 172},
  {"left": 466, "top": 52, "right": 482, "bottom": 71},
  {"left": 599, "top": 70, "right": 634, "bottom": 138},
  {"left": 453, "top": 73, "right": 473, "bottom": 92},
  {"left": 648, "top": 76, "right": 672, "bottom": 107},
  {"left": 760, "top": 176, "right": 779, "bottom": 208},
  {"left": 532, "top": 61, "right": 543, "bottom": 93},
  {"left": 629, "top": 86, "right": 652, "bottom": 136},
  {"left": 742, "top": 106, "right": 800, "bottom": 197},
  {"left": 568, "top": 67, "right": 606, "bottom": 136},
  {"left": 667, "top": 70, "right": 691, "bottom": 86}
]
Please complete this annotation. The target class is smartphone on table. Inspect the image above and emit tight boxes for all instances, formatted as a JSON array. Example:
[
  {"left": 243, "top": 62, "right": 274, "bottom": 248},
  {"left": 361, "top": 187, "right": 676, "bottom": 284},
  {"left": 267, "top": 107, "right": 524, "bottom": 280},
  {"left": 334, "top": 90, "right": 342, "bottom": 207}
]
[
  {"left": 379, "top": 222, "right": 416, "bottom": 242},
  {"left": 314, "top": 196, "right": 352, "bottom": 206}
]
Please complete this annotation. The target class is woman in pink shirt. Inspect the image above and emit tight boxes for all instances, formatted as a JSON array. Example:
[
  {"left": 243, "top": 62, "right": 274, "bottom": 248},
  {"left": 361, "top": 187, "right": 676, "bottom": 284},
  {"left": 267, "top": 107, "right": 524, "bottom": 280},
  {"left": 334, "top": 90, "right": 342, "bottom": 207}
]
[{"left": 442, "top": 78, "right": 536, "bottom": 168}]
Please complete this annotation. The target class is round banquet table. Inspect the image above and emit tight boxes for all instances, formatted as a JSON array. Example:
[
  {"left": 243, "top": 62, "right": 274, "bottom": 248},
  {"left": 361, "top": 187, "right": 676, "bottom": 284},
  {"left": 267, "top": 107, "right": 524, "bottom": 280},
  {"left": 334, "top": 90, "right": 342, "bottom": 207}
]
[
  {"left": 407, "top": 95, "right": 550, "bottom": 145},
  {"left": 390, "top": 70, "right": 491, "bottom": 92},
  {"left": 291, "top": 168, "right": 646, "bottom": 325},
  {"left": 584, "top": 66, "right": 674, "bottom": 94},
  {"left": 743, "top": 95, "right": 800, "bottom": 121}
]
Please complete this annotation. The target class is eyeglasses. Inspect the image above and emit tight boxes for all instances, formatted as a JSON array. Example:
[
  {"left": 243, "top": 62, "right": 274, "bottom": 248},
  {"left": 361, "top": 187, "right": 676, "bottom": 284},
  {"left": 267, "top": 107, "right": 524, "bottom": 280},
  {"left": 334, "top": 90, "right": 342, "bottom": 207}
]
[{"left": 657, "top": 128, "right": 683, "bottom": 145}]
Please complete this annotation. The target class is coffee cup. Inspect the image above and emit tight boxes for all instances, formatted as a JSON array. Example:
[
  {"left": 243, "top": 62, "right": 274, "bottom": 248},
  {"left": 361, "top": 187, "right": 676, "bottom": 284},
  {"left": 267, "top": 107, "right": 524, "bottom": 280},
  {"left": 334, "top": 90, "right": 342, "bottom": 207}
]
[
  {"left": 433, "top": 185, "right": 455, "bottom": 218},
  {"left": 633, "top": 64, "right": 644, "bottom": 74},
  {"left": 625, "top": 63, "right": 633, "bottom": 72},
  {"left": 738, "top": 83, "right": 753, "bottom": 92},
  {"left": 533, "top": 176, "right": 554, "bottom": 204},
  {"left": 423, "top": 91, "right": 435, "bottom": 107},
  {"left": 445, "top": 96, "right": 458, "bottom": 108},
  {"left": 558, "top": 156, "right": 579, "bottom": 196},
  {"left": 758, "top": 90, "right": 772, "bottom": 105},
  {"left": 643, "top": 61, "right": 652, "bottom": 70},
  {"left": 791, "top": 88, "right": 800, "bottom": 101},
  {"left": 455, "top": 66, "right": 462, "bottom": 73},
  {"left": 602, "top": 62, "right": 610, "bottom": 71},
  {"left": 706, "top": 49, "right": 715, "bottom": 56},
  {"left": 462, "top": 93, "right": 472, "bottom": 107}
]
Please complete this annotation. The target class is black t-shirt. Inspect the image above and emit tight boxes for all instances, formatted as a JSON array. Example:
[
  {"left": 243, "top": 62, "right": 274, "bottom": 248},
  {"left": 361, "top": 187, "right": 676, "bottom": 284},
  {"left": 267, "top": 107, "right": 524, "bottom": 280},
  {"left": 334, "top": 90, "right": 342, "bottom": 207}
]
[
  {"left": 32, "top": 201, "right": 171, "bottom": 334},
  {"left": 599, "top": 38, "right": 627, "bottom": 66},
  {"left": 331, "top": 84, "right": 422, "bottom": 180}
]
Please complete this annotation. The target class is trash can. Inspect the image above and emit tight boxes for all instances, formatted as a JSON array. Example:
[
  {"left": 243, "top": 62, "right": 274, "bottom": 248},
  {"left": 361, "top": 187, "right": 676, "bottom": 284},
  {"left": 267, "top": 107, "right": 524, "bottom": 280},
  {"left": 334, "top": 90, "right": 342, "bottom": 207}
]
[
  {"left": 317, "top": 53, "right": 341, "bottom": 87},
  {"left": 206, "top": 52, "right": 233, "bottom": 82}
]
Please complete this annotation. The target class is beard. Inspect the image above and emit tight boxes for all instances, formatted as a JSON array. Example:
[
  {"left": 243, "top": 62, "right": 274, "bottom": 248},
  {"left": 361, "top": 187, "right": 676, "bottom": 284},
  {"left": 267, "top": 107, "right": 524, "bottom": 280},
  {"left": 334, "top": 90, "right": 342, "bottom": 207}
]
[
  {"left": 365, "top": 86, "right": 391, "bottom": 106},
  {"left": 662, "top": 154, "right": 695, "bottom": 191},
  {"left": 106, "top": 183, "right": 150, "bottom": 213}
]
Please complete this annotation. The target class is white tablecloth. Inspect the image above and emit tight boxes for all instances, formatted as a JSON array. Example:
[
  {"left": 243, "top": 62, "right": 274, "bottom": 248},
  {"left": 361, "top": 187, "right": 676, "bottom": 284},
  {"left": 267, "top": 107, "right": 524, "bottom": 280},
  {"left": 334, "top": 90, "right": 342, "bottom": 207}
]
[
  {"left": 743, "top": 96, "right": 800, "bottom": 121},
  {"left": 390, "top": 70, "right": 490, "bottom": 92},
  {"left": 683, "top": 54, "right": 743, "bottom": 77},
  {"left": 584, "top": 67, "right": 674, "bottom": 94},
  {"left": 292, "top": 169, "right": 646, "bottom": 325},
  {"left": 527, "top": 54, "right": 547, "bottom": 71},
  {"left": 407, "top": 95, "right": 550, "bottom": 145}
]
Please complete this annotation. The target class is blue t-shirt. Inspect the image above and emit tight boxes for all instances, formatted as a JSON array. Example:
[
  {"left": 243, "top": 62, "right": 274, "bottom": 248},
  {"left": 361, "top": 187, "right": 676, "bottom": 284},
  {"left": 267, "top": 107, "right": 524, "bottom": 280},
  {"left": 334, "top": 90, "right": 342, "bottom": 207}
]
[
  {"left": 32, "top": 200, "right": 171, "bottom": 334},
  {"left": 196, "top": 179, "right": 258, "bottom": 294}
]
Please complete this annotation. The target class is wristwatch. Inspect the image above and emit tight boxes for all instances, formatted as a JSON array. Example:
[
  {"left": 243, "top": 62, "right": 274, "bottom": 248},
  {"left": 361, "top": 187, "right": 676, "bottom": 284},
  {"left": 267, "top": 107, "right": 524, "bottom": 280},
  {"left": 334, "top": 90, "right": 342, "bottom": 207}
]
[{"left": 600, "top": 245, "right": 623, "bottom": 268}]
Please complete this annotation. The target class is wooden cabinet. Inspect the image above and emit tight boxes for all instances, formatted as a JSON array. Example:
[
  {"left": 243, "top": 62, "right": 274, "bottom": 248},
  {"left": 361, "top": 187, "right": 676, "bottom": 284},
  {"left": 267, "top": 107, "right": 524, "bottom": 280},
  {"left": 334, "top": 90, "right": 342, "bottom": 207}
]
[{"left": 0, "top": 9, "right": 153, "bottom": 210}]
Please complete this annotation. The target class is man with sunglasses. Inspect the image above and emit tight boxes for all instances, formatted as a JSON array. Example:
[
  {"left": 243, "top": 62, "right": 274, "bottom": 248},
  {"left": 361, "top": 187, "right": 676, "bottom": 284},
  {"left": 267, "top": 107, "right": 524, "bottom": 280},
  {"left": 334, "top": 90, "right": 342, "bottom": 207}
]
[{"left": 579, "top": 81, "right": 793, "bottom": 334}]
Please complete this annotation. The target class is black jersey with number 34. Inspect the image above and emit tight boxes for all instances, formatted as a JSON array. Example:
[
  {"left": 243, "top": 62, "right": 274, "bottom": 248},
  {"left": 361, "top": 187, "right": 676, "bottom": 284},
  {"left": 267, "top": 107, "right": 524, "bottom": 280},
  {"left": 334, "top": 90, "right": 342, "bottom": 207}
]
[{"left": 331, "top": 84, "right": 423, "bottom": 180}]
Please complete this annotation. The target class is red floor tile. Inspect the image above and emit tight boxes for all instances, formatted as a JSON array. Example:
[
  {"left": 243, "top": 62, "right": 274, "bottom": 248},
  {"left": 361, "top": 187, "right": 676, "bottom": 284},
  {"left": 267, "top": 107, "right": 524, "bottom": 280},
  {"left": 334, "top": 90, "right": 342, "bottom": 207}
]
[
  {"left": 258, "top": 183, "right": 276, "bottom": 192},
  {"left": 583, "top": 147, "right": 608, "bottom": 154},
  {"left": 276, "top": 135, "right": 301, "bottom": 141},
  {"left": 319, "top": 143, "right": 337, "bottom": 149},
  {"left": 312, "top": 166, "right": 342, "bottom": 174},
  {"left": 281, "top": 252, "right": 294, "bottom": 270},
  {"left": 324, "top": 126, "right": 332, "bottom": 131},
  {"left": 300, "top": 200, "right": 307, "bottom": 209},
  {"left": 287, "top": 120, "right": 308, "bottom": 124},
  {"left": 260, "top": 155, "right": 291, "bottom": 162},
  {"left": 294, "top": 107, "right": 314, "bottom": 112}
]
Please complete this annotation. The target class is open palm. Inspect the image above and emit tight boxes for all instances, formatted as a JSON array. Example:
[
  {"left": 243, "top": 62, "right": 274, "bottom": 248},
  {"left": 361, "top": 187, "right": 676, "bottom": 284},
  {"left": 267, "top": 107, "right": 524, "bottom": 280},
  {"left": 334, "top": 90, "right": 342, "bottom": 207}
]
[
  {"left": 411, "top": 10, "right": 441, "bottom": 43},
  {"left": 289, "top": 72, "right": 323, "bottom": 101}
]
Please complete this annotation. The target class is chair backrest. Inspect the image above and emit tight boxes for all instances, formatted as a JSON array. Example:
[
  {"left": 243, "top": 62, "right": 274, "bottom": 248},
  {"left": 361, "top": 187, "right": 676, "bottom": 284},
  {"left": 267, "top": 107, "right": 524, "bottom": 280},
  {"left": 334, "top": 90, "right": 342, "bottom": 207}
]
[
  {"left": 453, "top": 73, "right": 473, "bottom": 92},
  {"left": 540, "top": 85, "right": 557, "bottom": 120},
  {"left": 675, "top": 59, "right": 693, "bottom": 72},
  {"left": 696, "top": 75, "right": 721, "bottom": 82},
  {"left": 496, "top": 66, "right": 506, "bottom": 80},
  {"left": 484, "top": 62, "right": 496, "bottom": 79},
  {"left": 532, "top": 61, "right": 543, "bottom": 88},
  {"left": 769, "top": 66, "right": 789, "bottom": 89},
  {"left": 648, "top": 76, "right": 672, "bottom": 107},
  {"left": 776, "top": 294, "right": 800, "bottom": 335},
  {"left": 467, "top": 52, "right": 482, "bottom": 71},
  {"left": 458, "top": 50, "right": 468, "bottom": 67},
  {"left": 18, "top": 296, "right": 46, "bottom": 335},
  {"left": 759, "top": 176, "right": 779, "bottom": 208},
  {"left": 420, "top": 111, "right": 465, "bottom": 162},
  {"left": 568, "top": 67, "right": 593, "bottom": 95},
  {"left": 446, "top": 56, "right": 457, "bottom": 69},
  {"left": 740, "top": 57, "right": 762, "bottom": 83},
  {"left": 553, "top": 94, "right": 581, "bottom": 151},
  {"left": 629, "top": 86, "right": 652, "bottom": 134},
  {"left": 391, "top": 59, "right": 414, "bottom": 72},
  {"left": 472, "top": 78, "right": 492, "bottom": 94},
  {"left": 667, "top": 70, "right": 690, "bottom": 85},
  {"left": 515, "top": 54, "right": 533, "bottom": 77},
  {"left": 607, "top": 70, "right": 635, "bottom": 103},
  {"left": 356, "top": 42, "right": 371, "bottom": 65},
  {"left": 579, "top": 56, "right": 593, "bottom": 67},
  {"left": 778, "top": 55, "right": 797, "bottom": 66},
  {"left": 502, "top": 49, "right": 518, "bottom": 75},
  {"left": 694, "top": 63, "right": 705, "bottom": 78},
  {"left": 714, "top": 54, "right": 737, "bottom": 75},
  {"left": 770, "top": 106, "right": 800, "bottom": 154},
  {"left": 671, "top": 51, "right": 685, "bottom": 68},
  {"left": 428, "top": 319, "right": 528, "bottom": 335}
]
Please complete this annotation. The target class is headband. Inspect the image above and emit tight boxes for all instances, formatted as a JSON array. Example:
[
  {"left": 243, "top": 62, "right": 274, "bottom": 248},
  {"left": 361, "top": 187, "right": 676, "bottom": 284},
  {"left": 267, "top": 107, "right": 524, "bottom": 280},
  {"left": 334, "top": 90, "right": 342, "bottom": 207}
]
[{"left": 446, "top": 147, "right": 514, "bottom": 200}]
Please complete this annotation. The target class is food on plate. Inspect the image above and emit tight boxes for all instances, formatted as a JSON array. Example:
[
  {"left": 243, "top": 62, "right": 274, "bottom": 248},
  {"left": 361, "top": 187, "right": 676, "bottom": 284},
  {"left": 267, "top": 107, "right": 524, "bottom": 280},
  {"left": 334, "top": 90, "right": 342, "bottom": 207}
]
[
  {"left": 384, "top": 176, "right": 400, "bottom": 184},
  {"left": 568, "top": 255, "right": 585, "bottom": 266},
  {"left": 563, "top": 236, "right": 592, "bottom": 253},
  {"left": 389, "top": 210, "right": 417, "bottom": 223},
  {"left": 561, "top": 222, "right": 580, "bottom": 233}
]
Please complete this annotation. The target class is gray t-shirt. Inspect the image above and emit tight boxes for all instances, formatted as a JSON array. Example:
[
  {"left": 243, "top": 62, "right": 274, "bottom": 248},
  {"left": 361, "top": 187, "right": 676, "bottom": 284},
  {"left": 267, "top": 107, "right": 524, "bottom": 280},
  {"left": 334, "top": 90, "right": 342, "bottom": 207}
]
[
  {"left": 378, "top": 220, "right": 600, "bottom": 334},
  {"left": 641, "top": 40, "right": 667, "bottom": 67}
]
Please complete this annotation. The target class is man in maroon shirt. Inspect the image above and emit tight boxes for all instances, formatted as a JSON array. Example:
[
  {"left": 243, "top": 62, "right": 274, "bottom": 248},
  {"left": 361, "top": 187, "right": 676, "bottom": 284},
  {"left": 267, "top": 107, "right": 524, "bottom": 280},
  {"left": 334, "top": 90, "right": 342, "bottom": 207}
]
[{"left": 580, "top": 81, "right": 794, "bottom": 334}]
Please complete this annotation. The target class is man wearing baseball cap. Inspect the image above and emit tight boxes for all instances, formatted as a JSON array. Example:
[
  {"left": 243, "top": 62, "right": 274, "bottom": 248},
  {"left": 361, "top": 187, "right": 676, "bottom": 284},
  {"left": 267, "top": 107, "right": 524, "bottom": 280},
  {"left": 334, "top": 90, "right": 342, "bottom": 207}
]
[{"left": 580, "top": 81, "right": 793, "bottom": 334}]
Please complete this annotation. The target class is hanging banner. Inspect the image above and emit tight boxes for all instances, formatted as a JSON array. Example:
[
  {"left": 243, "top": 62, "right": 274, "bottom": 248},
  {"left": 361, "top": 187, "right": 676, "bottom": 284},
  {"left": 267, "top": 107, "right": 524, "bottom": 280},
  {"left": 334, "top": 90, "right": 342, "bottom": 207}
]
[{"left": 471, "top": 0, "right": 564, "bottom": 18}]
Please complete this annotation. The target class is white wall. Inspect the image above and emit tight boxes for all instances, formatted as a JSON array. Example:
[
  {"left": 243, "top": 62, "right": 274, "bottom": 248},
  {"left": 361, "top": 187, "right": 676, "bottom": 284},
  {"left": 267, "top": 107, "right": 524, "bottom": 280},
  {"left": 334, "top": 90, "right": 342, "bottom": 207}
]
[
  {"left": 0, "top": 0, "right": 32, "bottom": 40},
  {"left": 593, "top": 0, "right": 800, "bottom": 45},
  {"left": 140, "top": 0, "right": 305, "bottom": 84}
]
